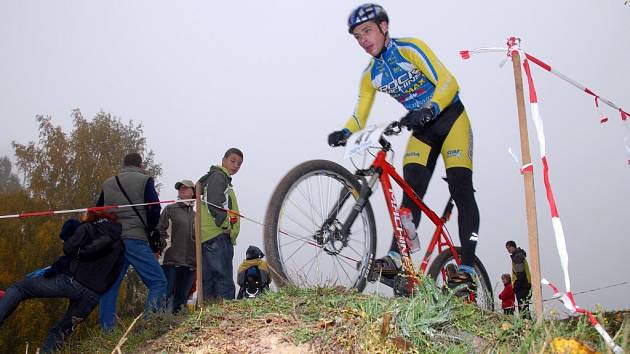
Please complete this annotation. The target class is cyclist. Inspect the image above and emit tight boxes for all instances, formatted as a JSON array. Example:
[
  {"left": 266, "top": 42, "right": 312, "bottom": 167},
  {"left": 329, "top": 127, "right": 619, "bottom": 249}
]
[{"left": 328, "top": 3, "right": 480, "bottom": 292}]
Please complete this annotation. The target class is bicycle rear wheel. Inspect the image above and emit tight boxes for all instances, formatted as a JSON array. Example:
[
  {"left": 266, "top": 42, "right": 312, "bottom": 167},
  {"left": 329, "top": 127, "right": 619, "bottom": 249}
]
[
  {"left": 264, "top": 160, "right": 377, "bottom": 292},
  {"left": 427, "top": 247, "right": 494, "bottom": 311}
]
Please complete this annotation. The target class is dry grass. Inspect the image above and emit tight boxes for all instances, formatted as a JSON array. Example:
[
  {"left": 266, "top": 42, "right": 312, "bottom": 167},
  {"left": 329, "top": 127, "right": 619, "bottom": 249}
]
[{"left": 58, "top": 281, "right": 629, "bottom": 353}]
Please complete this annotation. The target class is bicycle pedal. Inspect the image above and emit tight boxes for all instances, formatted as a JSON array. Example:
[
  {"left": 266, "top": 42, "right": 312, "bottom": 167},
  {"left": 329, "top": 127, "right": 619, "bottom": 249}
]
[
  {"left": 371, "top": 257, "right": 401, "bottom": 278},
  {"left": 393, "top": 275, "right": 414, "bottom": 297},
  {"left": 367, "top": 268, "right": 399, "bottom": 283},
  {"left": 367, "top": 269, "right": 379, "bottom": 282}
]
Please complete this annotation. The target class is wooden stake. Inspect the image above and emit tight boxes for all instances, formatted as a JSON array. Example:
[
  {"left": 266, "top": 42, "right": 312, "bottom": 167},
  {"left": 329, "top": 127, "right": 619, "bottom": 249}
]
[
  {"left": 511, "top": 50, "right": 544, "bottom": 320},
  {"left": 195, "top": 182, "right": 204, "bottom": 307}
]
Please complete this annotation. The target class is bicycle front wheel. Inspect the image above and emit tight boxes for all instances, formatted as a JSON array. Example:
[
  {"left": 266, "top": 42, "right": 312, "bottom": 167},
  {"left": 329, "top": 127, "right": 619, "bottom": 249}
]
[
  {"left": 264, "top": 160, "right": 377, "bottom": 292},
  {"left": 427, "top": 247, "right": 494, "bottom": 311}
]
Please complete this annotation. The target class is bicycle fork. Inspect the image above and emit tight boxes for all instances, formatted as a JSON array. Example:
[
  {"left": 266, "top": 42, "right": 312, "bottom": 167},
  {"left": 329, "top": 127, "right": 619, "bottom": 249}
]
[{"left": 319, "top": 170, "right": 377, "bottom": 233}]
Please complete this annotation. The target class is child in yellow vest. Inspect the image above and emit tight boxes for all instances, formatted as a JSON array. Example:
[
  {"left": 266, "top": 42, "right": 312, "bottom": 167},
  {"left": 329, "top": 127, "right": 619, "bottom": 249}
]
[{"left": 237, "top": 246, "right": 272, "bottom": 299}]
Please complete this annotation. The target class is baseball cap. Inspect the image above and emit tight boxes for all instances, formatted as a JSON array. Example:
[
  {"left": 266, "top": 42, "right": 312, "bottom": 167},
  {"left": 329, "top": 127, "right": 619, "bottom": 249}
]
[{"left": 174, "top": 179, "right": 195, "bottom": 190}]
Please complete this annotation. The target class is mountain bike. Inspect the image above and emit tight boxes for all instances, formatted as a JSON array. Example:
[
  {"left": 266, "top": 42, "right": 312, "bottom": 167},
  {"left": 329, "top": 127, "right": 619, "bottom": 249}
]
[{"left": 263, "top": 121, "right": 493, "bottom": 310}]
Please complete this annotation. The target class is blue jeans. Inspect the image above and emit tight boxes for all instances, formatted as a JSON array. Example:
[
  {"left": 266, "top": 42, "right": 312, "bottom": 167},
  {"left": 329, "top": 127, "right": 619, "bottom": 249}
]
[
  {"left": 162, "top": 265, "right": 195, "bottom": 313},
  {"left": 0, "top": 274, "right": 99, "bottom": 353},
  {"left": 202, "top": 234, "right": 235, "bottom": 300},
  {"left": 98, "top": 239, "right": 167, "bottom": 331}
]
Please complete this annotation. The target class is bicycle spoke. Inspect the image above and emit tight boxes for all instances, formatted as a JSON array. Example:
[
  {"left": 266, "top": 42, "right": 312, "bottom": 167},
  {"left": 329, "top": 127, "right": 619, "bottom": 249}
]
[
  {"left": 335, "top": 251, "right": 359, "bottom": 270},
  {"left": 305, "top": 178, "right": 320, "bottom": 232},
  {"left": 277, "top": 227, "right": 361, "bottom": 264},
  {"left": 334, "top": 187, "right": 351, "bottom": 218},
  {"left": 318, "top": 175, "right": 325, "bottom": 226},
  {"left": 344, "top": 243, "right": 365, "bottom": 259},
  {"left": 295, "top": 248, "right": 320, "bottom": 275},
  {"left": 348, "top": 237, "right": 367, "bottom": 246},
  {"left": 334, "top": 255, "right": 355, "bottom": 283},
  {"left": 303, "top": 247, "right": 323, "bottom": 283},
  {"left": 285, "top": 196, "right": 319, "bottom": 233},
  {"left": 281, "top": 209, "right": 316, "bottom": 238},
  {"left": 331, "top": 255, "right": 340, "bottom": 285},
  {"left": 325, "top": 174, "right": 333, "bottom": 225},
  {"left": 282, "top": 237, "right": 313, "bottom": 263},
  {"left": 277, "top": 231, "right": 314, "bottom": 248},
  {"left": 281, "top": 214, "right": 313, "bottom": 237}
]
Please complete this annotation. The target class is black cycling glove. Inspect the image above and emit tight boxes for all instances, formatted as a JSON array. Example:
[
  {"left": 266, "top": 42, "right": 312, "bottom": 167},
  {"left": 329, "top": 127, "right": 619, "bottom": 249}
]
[
  {"left": 400, "top": 106, "right": 437, "bottom": 129},
  {"left": 328, "top": 128, "right": 351, "bottom": 147}
]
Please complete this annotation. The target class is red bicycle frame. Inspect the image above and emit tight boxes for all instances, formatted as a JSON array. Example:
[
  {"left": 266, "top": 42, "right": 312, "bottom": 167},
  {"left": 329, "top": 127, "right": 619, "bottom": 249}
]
[{"left": 371, "top": 149, "right": 461, "bottom": 283}]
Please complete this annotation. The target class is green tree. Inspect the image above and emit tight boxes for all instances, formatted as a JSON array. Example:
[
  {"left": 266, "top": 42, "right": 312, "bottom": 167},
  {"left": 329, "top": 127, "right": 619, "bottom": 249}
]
[
  {"left": 13, "top": 109, "right": 162, "bottom": 210},
  {"left": 0, "top": 185, "right": 60, "bottom": 352},
  {"left": 0, "top": 110, "right": 162, "bottom": 352}
]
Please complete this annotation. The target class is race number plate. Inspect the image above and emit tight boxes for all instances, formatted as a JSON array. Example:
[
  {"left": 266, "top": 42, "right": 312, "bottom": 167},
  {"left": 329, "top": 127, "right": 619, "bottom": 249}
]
[{"left": 344, "top": 124, "right": 387, "bottom": 159}]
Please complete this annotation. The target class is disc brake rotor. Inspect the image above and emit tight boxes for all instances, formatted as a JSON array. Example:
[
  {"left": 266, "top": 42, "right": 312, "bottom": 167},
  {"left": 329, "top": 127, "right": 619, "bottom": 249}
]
[{"left": 314, "top": 219, "right": 349, "bottom": 256}]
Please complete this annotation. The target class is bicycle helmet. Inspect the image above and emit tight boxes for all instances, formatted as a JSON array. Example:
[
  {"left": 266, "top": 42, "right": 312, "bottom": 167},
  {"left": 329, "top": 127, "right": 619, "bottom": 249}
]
[{"left": 347, "top": 3, "right": 389, "bottom": 33}]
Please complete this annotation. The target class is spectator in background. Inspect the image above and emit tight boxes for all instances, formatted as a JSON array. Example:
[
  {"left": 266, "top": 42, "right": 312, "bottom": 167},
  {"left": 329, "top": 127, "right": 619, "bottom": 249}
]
[
  {"left": 97, "top": 152, "right": 166, "bottom": 331},
  {"left": 0, "top": 212, "right": 124, "bottom": 353},
  {"left": 237, "top": 245, "right": 271, "bottom": 299},
  {"left": 157, "top": 179, "right": 196, "bottom": 313},
  {"left": 498, "top": 273, "right": 515, "bottom": 315},
  {"left": 198, "top": 148, "right": 243, "bottom": 300},
  {"left": 506, "top": 240, "right": 532, "bottom": 319}
]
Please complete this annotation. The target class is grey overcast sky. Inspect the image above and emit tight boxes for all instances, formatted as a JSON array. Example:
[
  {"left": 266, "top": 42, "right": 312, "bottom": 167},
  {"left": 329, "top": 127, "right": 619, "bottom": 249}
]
[{"left": 1, "top": 1, "right": 628, "bottom": 312}]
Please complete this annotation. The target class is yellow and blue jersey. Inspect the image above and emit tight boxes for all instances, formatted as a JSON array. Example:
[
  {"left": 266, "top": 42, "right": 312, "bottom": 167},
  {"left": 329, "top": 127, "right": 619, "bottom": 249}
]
[{"left": 344, "top": 37, "right": 460, "bottom": 133}]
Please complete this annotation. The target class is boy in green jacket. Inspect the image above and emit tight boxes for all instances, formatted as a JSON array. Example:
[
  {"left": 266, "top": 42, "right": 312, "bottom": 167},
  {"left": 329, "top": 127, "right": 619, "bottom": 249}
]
[{"left": 198, "top": 148, "right": 243, "bottom": 300}]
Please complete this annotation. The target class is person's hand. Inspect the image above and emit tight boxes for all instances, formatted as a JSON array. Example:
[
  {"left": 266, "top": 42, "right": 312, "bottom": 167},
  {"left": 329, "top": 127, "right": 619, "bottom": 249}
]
[
  {"left": 400, "top": 106, "right": 437, "bottom": 129},
  {"left": 157, "top": 238, "right": 166, "bottom": 252},
  {"left": 228, "top": 211, "right": 239, "bottom": 224},
  {"left": 327, "top": 128, "right": 351, "bottom": 147}
]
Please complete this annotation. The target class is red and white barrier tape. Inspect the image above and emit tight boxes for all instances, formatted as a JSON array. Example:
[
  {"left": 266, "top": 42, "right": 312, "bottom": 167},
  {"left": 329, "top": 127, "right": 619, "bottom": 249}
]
[
  {"left": 518, "top": 40, "right": 623, "bottom": 353},
  {"left": 462, "top": 37, "right": 624, "bottom": 353},
  {"left": 508, "top": 147, "right": 534, "bottom": 174},
  {"left": 542, "top": 279, "right": 624, "bottom": 354},
  {"left": 0, "top": 199, "right": 195, "bottom": 220},
  {"left": 522, "top": 52, "right": 628, "bottom": 122},
  {"left": 461, "top": 38, "right": 630, "bottom": 165},
  {"left": 0, "top": 197, "right": 247, "bottom": 226}
]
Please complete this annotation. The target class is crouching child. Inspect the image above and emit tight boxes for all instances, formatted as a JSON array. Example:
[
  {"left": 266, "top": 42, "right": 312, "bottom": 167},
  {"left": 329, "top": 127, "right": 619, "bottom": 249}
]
[{"left": 236, "top": 246, "right": 271, "bottom": 299}]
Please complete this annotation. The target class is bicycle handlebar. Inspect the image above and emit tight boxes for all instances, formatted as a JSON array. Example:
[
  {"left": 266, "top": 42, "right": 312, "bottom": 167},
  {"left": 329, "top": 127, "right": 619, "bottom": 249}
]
[
  {"left": 383, "top": 121, "right": 403, "bottom": 136},
  {"left": 378, "top": 121, "right": 403, "bottom": 150},
  {"left": 335, "top": 120, "right": 404, "bottom": 148}
]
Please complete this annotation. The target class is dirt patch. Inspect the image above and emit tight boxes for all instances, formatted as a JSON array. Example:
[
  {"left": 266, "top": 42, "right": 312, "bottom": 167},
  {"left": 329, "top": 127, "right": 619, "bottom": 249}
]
[{"left": 136, "top": 315, "right": 312, "bottom": 354}]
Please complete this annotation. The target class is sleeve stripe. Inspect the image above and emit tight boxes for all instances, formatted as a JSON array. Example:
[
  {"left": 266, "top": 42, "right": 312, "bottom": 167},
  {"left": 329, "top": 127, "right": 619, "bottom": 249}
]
[
  {"left": 397, "top": 40, "right": 439, "bottom": 83},
  {"left": 351, "top": 114, "right": 362, "bottom": 129}
]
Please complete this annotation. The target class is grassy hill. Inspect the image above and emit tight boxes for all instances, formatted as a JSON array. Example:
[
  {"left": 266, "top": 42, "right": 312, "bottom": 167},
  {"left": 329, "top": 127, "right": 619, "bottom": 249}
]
[{"left": 55, "top": 279, "right": 628, "bottom": 353}]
